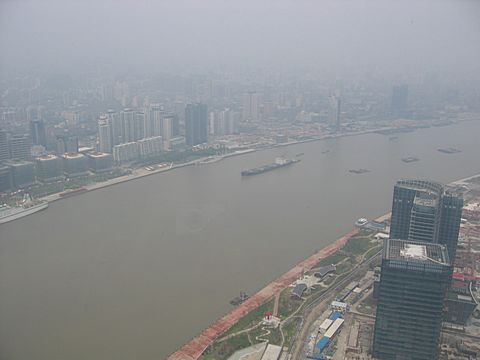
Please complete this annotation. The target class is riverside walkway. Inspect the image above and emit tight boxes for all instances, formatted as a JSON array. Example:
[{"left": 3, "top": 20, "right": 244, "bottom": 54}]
[{"left": 166, "top": 228, "right": 359, "bottom": 360}]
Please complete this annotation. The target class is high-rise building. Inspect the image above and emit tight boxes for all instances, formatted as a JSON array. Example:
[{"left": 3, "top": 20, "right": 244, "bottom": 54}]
[
  {"left": 391, "top": 84, "right": 408, "bottom": 117},
  {"left": 56, "top": 135, "right": 78, "bottom": 154},
  {"left": 0, "top": 130, "right": 10, "bottom": 161},
  {"left": 9, "top": 134, "right": 31, "bottom": 160},
  {"left": 149, "top": 104, "right": 164, "bottom": 138},
  {"left": 328, "top": 95, "right": 341, "bottom": 130},
  {"left": 185, "top": 103, "right": 208, "bottom": 146},
  {"left": 29, "top": 119, "right": 47, "bottom": 147},
  {"left": 121, "top": 108, "right": 136, "bottom": 143},
  {"left": 171, "top": 114, "right": 180, "bottom": 137},
  {"left": 108, "top": 110, "right": 123, "bottom": 146},
  {"left": 134, "top": 111, "right": 146, "bottom": 141},
  {"left": 242, "top": 91, "right": 259, "bottom": 122},
  {"left": 372, "top": 239, "right": 452, "bottom": 360},
  {"left": 162, "top": 116, "right": 173, "bottom": 147},
  {"left": 390, "top": 179, "right": 463, "bottom": 261},
  {"left": 98, "top": 115, "right": 113, "bottom": 153}
]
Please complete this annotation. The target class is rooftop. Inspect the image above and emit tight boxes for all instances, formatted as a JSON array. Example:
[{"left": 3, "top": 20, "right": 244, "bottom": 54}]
[
  {"left": 63, "top": 153, "right": 85, "bottom": 159},
  {"left": 384, "top": 239, "right": 449, "bottom": 265},
  {"left": 37, "top": 154, "right": 60, "bottom": 161},
  {"left": 414, "top": 193, "right": 439, "bottom": 207},
  {"left": 87, "top": 151, "right": 111, "bottom": 158},
  {"left": 396, "top": 179, "right": 444, "bottom": 195}
]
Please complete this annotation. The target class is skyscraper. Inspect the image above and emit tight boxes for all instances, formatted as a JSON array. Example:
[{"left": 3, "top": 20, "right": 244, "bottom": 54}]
[
  {"left": 0, "top": 130, "right": 10, "bottom": 161},
  {"left": 390, "top": 179, "right": 463, "bottom": 261},
  {"left": 134, "top": 111, "right": 146, "bottom": 141},
  {"left": 328, "top": 94, "right": 341, "bottom": 130},
  {"left": 29, "top": 119, "right": 47, "bottom": 147},
  {"left": 162, "top": 115, "right": 173, "bottom": 146},
  {"left": 185, "top": 103, "right": 208, "bottom": 146},
  {"left": 98, "top": 115, "right": 113, "bottom": 153},
  {"left": 149, "top": 104, "right": 164, "bottom": 138},
  {"left": 391, "top": 84, "right": 408, "bottom": 117},
  {"left": 121, "top": 108, "right": 136, "bottom": 143},
  {"left": 9, "top": 134, "right": 31, "bottom": 160},
  {"left": 56, "top": 135, "right": 78, "bottom": 154},
  {"left": 242, "top": 91, "right": 259, "bottom": 122},
  {"left": 372, "top": 239, "right": 452, "bottom": 360},
  {"left": 107, "top": 110, "right": 123, "bottom": 146}
]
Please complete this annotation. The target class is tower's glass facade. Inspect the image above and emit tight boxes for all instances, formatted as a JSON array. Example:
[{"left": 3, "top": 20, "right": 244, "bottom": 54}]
[
  {"left": 372, "top": 239, "right": 452, "bottom": 360},
  {"left": 389, "top": 179, "right": 463, "bottom": 261}
]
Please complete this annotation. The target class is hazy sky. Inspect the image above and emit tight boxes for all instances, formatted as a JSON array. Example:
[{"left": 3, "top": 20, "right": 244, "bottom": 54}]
[{"left": 1, "top": 0, "right": 480, "bottom": 78}]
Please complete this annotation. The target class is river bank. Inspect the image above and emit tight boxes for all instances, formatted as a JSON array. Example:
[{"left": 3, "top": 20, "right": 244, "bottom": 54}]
[
  {"left": 37, "top": 124, "right": 422, "bottom": 205},
  {"left": 3, "top": 119, "right": 479, "bottom": 360},
  {"left": 166, "top": 172, "right": 475, "bottom": 360}
]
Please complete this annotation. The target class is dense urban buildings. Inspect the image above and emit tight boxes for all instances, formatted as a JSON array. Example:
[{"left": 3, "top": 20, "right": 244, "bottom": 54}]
[
  {"left": 390, "top": 179, "right": 463, "bottom": 260},
  {"left": 372, "top": 239, "right": 452, "bottom": 360}
]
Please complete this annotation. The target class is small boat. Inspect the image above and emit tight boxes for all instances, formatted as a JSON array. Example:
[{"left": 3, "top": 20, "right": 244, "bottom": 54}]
[
  {"left": 321, "top": 150, "right": 330, "bottom": 154},
  {"left": 230, "top": 292, "right": 249, "bottom": 306},
  {"left": 349, "top": 168, "right": 370, "bottom": 174}
]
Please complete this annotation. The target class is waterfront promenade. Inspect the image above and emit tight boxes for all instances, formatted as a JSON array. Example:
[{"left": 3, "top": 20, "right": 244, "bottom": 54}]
[{"left": 166, "top": 228, "right": 359, "bottom": 360}]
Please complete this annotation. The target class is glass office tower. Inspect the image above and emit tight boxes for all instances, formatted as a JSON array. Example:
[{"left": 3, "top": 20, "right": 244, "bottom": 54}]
[
  {"left": 372, "top": 239, "right": 452, "bottom": 360},
  {"left": 390, "top": 179, "right": 463, "bottom": 261}
]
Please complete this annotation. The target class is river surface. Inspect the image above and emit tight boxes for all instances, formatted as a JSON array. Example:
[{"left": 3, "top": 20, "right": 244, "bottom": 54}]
[{"left": 1, "top": 121, "right": 479, "bottom": 360}]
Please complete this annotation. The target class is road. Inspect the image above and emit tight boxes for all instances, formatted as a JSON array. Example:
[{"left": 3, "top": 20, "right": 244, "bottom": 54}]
[{"left": 288, "top": 250, "right": 382, "bottom": 360}]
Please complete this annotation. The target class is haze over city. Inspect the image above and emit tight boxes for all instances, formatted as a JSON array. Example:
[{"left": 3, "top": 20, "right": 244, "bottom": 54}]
[
  {"left": 1, "top": 0, "right": 480, "bottom": 78},
  {"left": 1, "top": 1, "right": 480, "bottom": 360}
]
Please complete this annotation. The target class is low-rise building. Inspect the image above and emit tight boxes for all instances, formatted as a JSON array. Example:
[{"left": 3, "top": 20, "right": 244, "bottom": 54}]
[
  {"left": 62, "top": 153, "right": 88, "bottom": 177},
  {"left": 138, "top": 136, "right": 163, "bottom": 158},
  {"left": 86, "top": 152, "right": 114, "bottom": 173},
  {"left": 4, "top": 159, "right": 35, "bottom": 188},
  {"left": 113, "top": 142, "right": 139, "bottom": 163},
  {"left": 0, "top": 164, "right": 13, "bottom": 192},
  {"left": 35, "top": 154, "right": 63, "bottom": 182}
]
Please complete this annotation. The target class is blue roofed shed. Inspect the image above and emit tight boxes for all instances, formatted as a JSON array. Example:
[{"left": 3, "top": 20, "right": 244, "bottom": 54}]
[
  {"left": 329, "top": 311, "right": 342, "bottom": 321},
  {"left": 315, "top": 336, "right": 330, "bottom": 351}
]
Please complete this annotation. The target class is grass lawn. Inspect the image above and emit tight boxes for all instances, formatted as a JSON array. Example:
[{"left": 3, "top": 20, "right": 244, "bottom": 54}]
[
  {"left": 283, "top": 317, "right": 302, "bottom": 348},
  {"left": 342, "top": 236, "right": 373, "bottom": 256},
  {"left": 221, "top": 298, "right": 274, "bottom": 337},
  {"left": 201, "top": 333, "right": 251, "bottom": 360},
  {"left": 277, "top": 288, "right": 302, "bottom": 319},
  {"left": 314, "top": 252, "right": 348, "bottom": 268}
]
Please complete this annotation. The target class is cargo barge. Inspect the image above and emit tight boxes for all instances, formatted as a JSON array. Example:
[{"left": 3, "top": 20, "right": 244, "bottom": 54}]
[
  {"left": 438, "top": 147, "right": 461, "bottom": 154},
  {"left": 241, "top": 157, "right": 300, "bottom": 176},
  {"left": 402, "top": 157, "right": 419, "bottom": 163},
  {"left": 59, "top": 187, "right": 88, "bottom": 198},
  {"left": 349, "top": 168, "right": 370, "bottom": 174}
]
